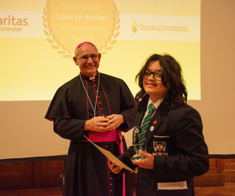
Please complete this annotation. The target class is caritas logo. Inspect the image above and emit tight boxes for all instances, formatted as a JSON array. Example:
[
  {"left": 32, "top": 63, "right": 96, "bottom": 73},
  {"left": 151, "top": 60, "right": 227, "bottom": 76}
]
[{"left": 0, "top": 15, "right": 28, "bottom": 32}]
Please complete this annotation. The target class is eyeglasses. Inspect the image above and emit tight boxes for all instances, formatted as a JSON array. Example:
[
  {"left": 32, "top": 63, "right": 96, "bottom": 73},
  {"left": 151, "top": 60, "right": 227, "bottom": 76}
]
[
  {"left": 144, "top": 69, "right": 162, "bottom": 80},
  {"left": 77, "top": 54, "right": 99, "bottom": 61}
]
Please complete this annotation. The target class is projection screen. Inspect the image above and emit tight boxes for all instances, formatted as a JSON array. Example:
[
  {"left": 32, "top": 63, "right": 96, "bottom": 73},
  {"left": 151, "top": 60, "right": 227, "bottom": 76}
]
[{"left": 0, "top": 0, "right": 202, "bottom": 160}]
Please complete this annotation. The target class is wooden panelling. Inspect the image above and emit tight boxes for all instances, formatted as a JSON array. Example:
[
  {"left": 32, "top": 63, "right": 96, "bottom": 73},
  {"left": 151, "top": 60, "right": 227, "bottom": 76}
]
[
  {"left": 0, "top": 158, "right": 235, "bottom": 190},
  {"left": 223, "top": 159, "right": 235, "bottom": 183},
  {"left": 194, "top": 159, "right": 225, "bottom": 187},
  {"left": 32, "top": 160, "right": 65, "bottom": 188},
  {"left": 0, "top": 160, "right": 65, "bottom": 190},
  {"left": 0, "top": 162, "right": 32, "bottom": 190}
]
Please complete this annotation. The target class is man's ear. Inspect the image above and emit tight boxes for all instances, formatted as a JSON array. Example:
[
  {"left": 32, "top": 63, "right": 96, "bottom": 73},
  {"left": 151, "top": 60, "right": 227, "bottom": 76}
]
[
  {"left": 97, "top": 53, "right": 101, "bottom": 62},
  {"left": 73, "top": 57, "right": 78, "bottom": 65}
]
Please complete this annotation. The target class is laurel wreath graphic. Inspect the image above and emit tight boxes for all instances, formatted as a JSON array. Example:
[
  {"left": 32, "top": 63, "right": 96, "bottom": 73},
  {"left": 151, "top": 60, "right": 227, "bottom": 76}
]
[{"left": 43, "top": 0, "right": 120, "bottom": 58}]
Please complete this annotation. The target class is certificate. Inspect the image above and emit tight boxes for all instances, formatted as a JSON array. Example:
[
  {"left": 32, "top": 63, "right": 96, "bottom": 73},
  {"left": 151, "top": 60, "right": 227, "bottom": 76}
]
[{"left": 83, "top": 135, "right": 136, "bottom": 173}]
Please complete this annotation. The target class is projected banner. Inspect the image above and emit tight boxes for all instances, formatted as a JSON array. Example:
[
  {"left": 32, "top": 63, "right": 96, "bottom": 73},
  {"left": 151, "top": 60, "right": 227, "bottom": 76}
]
[{"left": 0, "top": 0, "right": 201, "bottom": 101}]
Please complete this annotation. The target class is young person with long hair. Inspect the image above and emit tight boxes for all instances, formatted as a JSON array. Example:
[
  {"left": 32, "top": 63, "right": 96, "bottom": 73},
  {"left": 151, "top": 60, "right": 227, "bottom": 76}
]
[{"left": 108, "top": 54, "right": 209, "bottom": 196}]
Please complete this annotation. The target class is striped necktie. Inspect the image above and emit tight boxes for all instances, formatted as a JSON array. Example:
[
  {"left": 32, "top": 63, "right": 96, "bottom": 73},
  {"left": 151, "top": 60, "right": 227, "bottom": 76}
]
[{"left": 139, "top": 103, "right": 155, "bottom": 145}]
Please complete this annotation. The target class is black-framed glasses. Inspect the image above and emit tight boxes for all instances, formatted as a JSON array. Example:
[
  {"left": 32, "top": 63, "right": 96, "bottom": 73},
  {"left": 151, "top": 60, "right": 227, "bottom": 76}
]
[
  {"left": 77, "top": 54, "right": 99, "bottom": 61},
  {"left": 144, "top": 69, "right": 162, "bottom": 80}
]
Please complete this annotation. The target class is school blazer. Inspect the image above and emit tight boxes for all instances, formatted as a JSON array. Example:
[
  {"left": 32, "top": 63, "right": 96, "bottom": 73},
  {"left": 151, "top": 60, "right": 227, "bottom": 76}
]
[{"left": 120, "top": 101, "right": 209, "bottom": 196}]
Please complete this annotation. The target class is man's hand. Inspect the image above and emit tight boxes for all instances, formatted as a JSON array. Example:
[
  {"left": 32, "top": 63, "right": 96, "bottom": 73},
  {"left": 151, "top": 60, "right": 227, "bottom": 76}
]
[
  {"left": 108, "top": 159, "right": 123, "bottom": 174},
  {"left": 84, "top": 116, "right": 110, "bottom": 132},
  {"left": 131, "top": 150, "right": 154, "bottom": 169},
  {"left": 106, "top": 114, "right": 124, "bottom": 131}
]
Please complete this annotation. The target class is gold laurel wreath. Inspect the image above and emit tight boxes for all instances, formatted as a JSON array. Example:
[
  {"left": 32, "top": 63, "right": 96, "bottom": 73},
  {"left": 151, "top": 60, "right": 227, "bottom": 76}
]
[
  {"left": 98, "top": 1, "right": 120, "bottom": 55},
  {"left": 42, "top": 0, "right": 120, "bottom": 58}
]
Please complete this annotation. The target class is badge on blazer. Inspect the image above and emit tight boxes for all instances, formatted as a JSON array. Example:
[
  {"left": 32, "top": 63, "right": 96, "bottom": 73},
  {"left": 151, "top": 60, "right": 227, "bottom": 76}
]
[{"left": 153, "top": 141, "right": 168, "bottom": 156}]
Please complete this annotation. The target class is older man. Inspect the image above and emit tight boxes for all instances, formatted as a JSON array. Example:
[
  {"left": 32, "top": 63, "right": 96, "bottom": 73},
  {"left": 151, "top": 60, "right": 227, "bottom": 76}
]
[{"left": 45, "top": 42, "right": 135, "bottom": 196}]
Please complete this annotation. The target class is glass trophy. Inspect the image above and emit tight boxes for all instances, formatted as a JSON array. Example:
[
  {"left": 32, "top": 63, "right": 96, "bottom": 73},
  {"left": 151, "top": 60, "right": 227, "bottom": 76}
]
[{"left": 130, "top": 126, "right": 146, "bottom": 160}]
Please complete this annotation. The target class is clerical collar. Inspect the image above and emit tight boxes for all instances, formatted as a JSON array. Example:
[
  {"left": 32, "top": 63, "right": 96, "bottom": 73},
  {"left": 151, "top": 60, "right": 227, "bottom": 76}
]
[{"left": 80, "top": 72, "right": 99, "bottom": 80}]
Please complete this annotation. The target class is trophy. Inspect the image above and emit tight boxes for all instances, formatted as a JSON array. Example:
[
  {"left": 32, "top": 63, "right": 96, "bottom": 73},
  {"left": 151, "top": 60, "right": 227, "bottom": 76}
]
[{"left": 130, "top": 126, "right": 146, "bottom": 160}]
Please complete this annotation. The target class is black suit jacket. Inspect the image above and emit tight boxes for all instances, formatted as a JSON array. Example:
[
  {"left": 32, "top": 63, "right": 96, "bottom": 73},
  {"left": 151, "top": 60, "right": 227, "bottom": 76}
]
[{"left": 119, "top": 101, "right": 209, "bottom": 196}]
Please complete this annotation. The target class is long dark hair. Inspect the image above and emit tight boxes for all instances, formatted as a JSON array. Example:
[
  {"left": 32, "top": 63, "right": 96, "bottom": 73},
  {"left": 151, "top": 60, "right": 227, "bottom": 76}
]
[{"left": 135, "top": 54, "right": 187, "bottom": 111}]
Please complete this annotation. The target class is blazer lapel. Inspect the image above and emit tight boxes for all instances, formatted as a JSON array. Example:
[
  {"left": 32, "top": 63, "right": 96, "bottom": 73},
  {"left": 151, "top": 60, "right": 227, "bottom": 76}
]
[{"left": 134, "top": 109, "right": 145, "bottom": 127}]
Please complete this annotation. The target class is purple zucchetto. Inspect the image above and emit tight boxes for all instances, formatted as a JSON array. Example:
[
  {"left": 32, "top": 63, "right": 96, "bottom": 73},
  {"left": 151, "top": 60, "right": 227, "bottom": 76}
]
[{"left": 76, "top": 42, "right": 95, "bottom": 49}]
